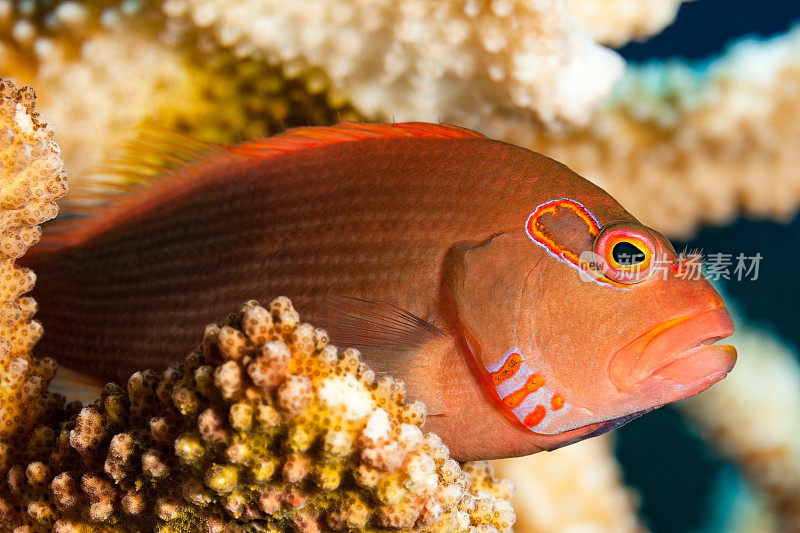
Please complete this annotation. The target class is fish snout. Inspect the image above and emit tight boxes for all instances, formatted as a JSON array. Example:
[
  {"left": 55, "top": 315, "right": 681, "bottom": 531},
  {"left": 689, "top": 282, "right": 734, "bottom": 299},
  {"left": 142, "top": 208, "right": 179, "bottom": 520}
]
[{"left": 609, "top": 305, "right": 736, "bottom": 397}]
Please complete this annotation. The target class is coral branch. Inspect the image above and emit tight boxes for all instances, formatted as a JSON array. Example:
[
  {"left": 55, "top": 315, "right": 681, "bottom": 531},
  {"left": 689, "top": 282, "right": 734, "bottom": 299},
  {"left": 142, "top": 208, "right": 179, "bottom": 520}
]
[
  {"left": 569, "top": 0, "right": 688, "bottom": 47},
  {"left": 0, "top": 77, "right": 67, "bottom": 444},
  {"left": 0, "top": 298, "right": 515, "bottom": 531},
  {"left": 159, "top": 0, "right": 623, "bottom": 129},
  {"left": 491, "top": 436, "right": 646, "bottom": 533},
  {"left": 499, "top": 28, "right": 800, "bottom": 238}
]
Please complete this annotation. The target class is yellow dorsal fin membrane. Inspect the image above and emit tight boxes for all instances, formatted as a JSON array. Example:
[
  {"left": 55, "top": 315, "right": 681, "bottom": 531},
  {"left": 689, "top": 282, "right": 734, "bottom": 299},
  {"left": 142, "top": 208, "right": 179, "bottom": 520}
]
[
  {"left": 35, "top": 126, "right": 221, "bottom": 248},
  {"left": 58, "top": 126, "right": 222, "bottom": 218},
  {"left": 318, "top": 296, "right": 449, "bottom": 415}
]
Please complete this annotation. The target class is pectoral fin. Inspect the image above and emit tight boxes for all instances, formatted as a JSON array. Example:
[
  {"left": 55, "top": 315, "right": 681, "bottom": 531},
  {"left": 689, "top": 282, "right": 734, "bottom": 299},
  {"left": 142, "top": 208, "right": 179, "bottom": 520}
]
[
  {"left": 50, "top": 366, "right": 105, "bottom": 404},
  {"left": 318, "top": 296, "right": 451, "bottom": 415}
]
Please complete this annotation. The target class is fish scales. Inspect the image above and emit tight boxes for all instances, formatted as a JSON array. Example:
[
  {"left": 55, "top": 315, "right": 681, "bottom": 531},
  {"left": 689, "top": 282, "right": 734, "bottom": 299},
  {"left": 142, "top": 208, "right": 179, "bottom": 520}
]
[{"left": 29, "top": 135, "right": 583, "bottom": 381}]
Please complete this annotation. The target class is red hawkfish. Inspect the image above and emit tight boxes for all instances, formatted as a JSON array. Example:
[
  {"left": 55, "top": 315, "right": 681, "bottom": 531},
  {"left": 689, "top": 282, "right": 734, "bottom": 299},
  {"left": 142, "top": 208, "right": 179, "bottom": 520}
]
[{"left": 24, "top": 122, "right": 736, "bottom": 460}]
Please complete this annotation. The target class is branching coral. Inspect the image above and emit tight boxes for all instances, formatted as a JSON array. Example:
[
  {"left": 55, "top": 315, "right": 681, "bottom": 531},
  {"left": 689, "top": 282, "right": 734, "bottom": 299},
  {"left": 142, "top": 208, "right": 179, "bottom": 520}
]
[
  {"left": 0, "top": 24, "right": 363, "bottom": 192},
  {"left": 679, "top": 322, "right": 800, "bottom": 531},
  {"left": 0, "top": 77, "right": 66, "bottom": 446},
  {"left": 160, "top": 0, "right": 623, "bottom": 129},
  {"left": 0, "top": 297, "right": 515, "bottom": 531},
  {"left": 491, "top": 436, "right": 646, "bottom": 533}
]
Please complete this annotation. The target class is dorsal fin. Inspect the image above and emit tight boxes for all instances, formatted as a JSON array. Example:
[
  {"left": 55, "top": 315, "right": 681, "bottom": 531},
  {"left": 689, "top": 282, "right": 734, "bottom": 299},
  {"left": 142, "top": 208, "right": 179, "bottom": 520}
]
[
  {"left": 68, "top": 121, "right": 483, "bottom": 208},
  {"left": 38, "top": 122, "right": 485, "bottom": 252},
  {"left": 99, "top": 127, "right": 220, "bottom": 183}
]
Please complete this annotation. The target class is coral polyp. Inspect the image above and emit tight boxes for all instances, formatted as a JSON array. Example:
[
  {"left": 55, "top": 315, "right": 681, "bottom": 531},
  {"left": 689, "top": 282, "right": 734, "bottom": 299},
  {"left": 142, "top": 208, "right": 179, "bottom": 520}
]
[{"left": 0, "top": 297, "right": 515, "bottom": 531}]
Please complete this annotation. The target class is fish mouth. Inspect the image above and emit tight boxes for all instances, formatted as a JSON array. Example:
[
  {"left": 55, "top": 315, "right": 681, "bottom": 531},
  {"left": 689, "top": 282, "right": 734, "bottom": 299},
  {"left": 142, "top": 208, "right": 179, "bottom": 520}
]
[
  {"left": 649, "top": 335, "right": 737, "bottom": 390},
  {"left": 609, "top": 303, "right": 736, "bottom": 396},
  {"left": 535, "top": 303, "right": 735, "bottom": 447}
]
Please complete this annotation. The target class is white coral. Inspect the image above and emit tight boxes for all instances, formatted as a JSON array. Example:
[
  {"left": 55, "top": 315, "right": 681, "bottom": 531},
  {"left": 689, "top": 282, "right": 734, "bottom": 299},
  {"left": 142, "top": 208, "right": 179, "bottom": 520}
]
[
  {"left": 497, "top": 26, "right": 800, "bottom": 238},
  {"left": 569, "top": 0, "right": 688, "bottom": 47},
  {"left": 161, "top": 0, "right": 624, "bottom": 129},
  {"left": 491, "top": 435, "right": 645, "bottom": 533},
  {"left": 680, "top": 319, "right": 800, "bottom": 529},
  {"left": 318, "top": 373, "right": 375, "bottom": 420}
]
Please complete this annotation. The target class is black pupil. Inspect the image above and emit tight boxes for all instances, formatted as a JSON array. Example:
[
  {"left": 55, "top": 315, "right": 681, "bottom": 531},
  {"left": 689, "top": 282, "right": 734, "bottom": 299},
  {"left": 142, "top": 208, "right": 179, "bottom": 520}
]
[{"left": 611, "top": 241, "right": 646, "bottom": 265}]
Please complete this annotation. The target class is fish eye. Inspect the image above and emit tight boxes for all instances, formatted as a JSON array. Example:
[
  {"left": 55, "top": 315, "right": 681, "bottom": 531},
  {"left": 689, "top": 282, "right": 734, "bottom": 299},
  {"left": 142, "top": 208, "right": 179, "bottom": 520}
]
[
  {"left": 611, "top": 241, "right": 646, "bottom": 266},
  {"left": 593, "top": 224, "right": 657, "bottom": 285}
]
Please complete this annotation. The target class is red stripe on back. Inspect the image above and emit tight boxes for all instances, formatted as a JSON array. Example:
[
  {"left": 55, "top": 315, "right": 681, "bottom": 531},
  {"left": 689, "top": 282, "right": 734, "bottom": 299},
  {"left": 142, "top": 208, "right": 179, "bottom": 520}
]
[
  {"left": 32, "top": 122, "right": 485, "bottom": 254},
  {"left": 229, "top": 122, "right": 483, "bottom": 157}
]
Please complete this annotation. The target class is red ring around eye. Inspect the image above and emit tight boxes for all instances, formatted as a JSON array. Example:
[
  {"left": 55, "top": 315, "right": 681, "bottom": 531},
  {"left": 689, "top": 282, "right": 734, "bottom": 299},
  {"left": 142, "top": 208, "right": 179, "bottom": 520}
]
[{"left": 594, "top": 227, "right": 656, "bottom": 284}]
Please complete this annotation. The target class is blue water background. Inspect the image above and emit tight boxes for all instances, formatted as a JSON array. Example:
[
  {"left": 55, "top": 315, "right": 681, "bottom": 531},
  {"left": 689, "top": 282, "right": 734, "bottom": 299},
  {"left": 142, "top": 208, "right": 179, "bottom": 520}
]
[{"left": 611, "top": 1, "right": 800, "bottom": 531}]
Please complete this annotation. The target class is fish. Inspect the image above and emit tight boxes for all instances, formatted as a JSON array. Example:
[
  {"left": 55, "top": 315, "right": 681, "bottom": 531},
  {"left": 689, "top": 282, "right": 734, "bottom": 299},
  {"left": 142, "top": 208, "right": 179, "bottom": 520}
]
[{"left": 22, "top": 122, "right": 736, "bottom": 460}]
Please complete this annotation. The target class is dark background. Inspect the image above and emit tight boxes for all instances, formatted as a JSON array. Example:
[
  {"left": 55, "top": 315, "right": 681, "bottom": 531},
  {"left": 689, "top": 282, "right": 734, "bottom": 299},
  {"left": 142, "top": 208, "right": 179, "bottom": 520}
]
[{"left": 613, "top": 1, "right": 800, "bottom": 531}]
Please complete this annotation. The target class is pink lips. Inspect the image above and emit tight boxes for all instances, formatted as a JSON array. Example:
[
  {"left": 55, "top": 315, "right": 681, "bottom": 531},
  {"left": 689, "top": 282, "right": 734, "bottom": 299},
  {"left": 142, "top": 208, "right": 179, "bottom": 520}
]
[
  {"left": 609, "top": 305, "right": 736, "bottom": 393},
  {"left": 652, "top": 342, "right": 737, "bottom": 386}
]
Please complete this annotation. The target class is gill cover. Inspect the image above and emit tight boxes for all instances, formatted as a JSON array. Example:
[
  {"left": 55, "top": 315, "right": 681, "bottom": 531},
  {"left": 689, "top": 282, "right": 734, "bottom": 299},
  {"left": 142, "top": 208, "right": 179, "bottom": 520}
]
[
  {"left": 443, "top": 232, "right": 529, "bottom": 369},
  {"left": 443, "top": 230, "right": 593, "bottom": 435}
]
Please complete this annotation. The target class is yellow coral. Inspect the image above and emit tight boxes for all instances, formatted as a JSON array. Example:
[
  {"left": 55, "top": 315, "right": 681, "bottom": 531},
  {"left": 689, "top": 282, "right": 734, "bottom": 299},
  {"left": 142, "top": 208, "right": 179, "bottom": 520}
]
[
  {"left": 0, "top": 77, "right": 66, "bottom": 445},
  {"left": 0, "top": 297, "right": 515, "bottom": 531}
]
